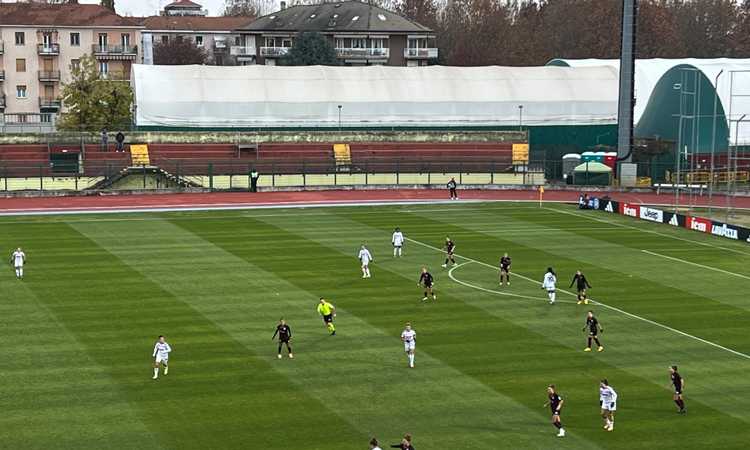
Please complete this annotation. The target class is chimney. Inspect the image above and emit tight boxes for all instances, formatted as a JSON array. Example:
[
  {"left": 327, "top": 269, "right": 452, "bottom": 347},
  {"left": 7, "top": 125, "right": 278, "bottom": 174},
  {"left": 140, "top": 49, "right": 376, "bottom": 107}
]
[{"left": 280, "top": 1, "right": 287, "bottom": 10}]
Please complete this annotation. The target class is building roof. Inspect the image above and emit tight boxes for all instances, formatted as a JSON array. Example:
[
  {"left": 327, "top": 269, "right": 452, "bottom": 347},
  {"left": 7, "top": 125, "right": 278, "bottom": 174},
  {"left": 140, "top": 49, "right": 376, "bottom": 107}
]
[
  {"left": 0, "top": 3, "right": 141, "bottom": 28},
  {"left": 238, "top": 0, "right": 432, "bottom": 34},
  {"left": 165, "top": 0, "right": 203, "bottom": 9},
  {"left": 142, "top": 16, "right": 255, "bottom": 32}
]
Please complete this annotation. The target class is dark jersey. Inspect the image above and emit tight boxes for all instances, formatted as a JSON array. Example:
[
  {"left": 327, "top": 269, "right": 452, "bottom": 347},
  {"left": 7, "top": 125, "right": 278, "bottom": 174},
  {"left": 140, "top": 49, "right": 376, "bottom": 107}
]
[
  {"left": 447, "top": 180, "right": 457, "bottom": 189},
  {"left": 419, "top": 272, "right": 434, "bottom": 286},
  {"left": 549, "top": 393, "right": 562, "bottom": 413},
  {"left": 671, "top": 372, "right": 683, "bottom": 391},
  {"left": 585, "top": 316, "right": 600, "bottom": 333},
  {"left": 273, "top": 324, "right": 292, "bottom": 341},
  {"left": 445, "top": 240, "right": 455, "bottom": 254},
  {"left": 570, "top": 274, "right": 592, "bottom": 290},
  {"left": 500, "top": 256, "right": 511, "bottom": 270},
  {"left": 390, "top": 444, "right": 415, "bottom": 450}
]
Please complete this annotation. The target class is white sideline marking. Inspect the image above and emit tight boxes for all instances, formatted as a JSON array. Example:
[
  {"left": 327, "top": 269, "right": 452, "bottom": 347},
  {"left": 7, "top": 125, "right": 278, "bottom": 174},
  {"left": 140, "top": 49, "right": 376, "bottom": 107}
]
[
  {"left": 546, "top": 206, "right": 750, "bottom": 256},
  {"left": 447, "top": 261, "right": 575, "bottom": 304},
  {"left": 642, "top": 250, "right": 750, "bottom": 281},
  {"left": 406, "top": 236, "right": 750, "bottom": 360}
]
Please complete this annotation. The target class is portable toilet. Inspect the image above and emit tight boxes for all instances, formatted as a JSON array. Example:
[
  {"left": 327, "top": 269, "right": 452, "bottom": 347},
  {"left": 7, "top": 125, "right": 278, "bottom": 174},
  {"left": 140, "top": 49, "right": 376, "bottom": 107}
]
[
  {"left": 592, "top": 152, "right": 606, "bottom": 163},
  {"left": 603, "top": 152, "right": 617, "bottom": 168},
  {"left": 581, "top": 151, "right": 596, "bottom": 163},
  {"left": 562, "top": 153, "right": 581, "bottom": 177}
]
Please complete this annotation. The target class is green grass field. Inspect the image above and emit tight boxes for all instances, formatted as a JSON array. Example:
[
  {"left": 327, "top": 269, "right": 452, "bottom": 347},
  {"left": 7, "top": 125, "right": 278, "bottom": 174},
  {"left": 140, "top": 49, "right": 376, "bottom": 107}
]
[{"left": 1, "top": 201, "right": 749, "bottom": 450}]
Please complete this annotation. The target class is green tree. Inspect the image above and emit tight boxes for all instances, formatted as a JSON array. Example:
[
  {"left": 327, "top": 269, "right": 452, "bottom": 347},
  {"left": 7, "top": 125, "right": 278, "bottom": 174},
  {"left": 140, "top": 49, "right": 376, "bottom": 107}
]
[
  {"left": 58, "top": 55, "right": 133, "bottom": 131},
  {"left": 280, "top": 32, "right": 339, "bottom": 66},
  {"left": 154, "top": 37, "right": 208, "bottom": 65},
  {"left": 100, "top": 0, "right": 115, "bottom": 12}
]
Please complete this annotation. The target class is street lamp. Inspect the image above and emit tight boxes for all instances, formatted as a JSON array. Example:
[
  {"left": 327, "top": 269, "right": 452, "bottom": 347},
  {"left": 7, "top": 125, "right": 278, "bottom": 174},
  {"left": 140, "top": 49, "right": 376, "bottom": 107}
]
[
  {"left": 337, "top": 104, "right": 342, "bottom": 132},
  {"left": 708, "top": 69, "right": 724, "bottom": 216}
]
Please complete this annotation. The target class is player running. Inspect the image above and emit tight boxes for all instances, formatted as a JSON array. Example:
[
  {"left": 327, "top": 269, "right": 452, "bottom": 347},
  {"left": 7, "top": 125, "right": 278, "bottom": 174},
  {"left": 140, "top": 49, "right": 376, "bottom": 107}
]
[
  {"left": 499, "top": 253, "right": 511, "bottom": 286},
  {"left": 670, "top": 365, "right": 686, "bottom": 414},
  {"left": 152, "top": 335, "right": 171, "bottom": 380},
  {"left": 358, "top": 244, "right": 373, "bottom": 278},
  {"left": 10, "top": 247, "right": 26, "bottom": 279},
  {"left": 317, "top": 298, "right": 336, "bottom": 335},
  {"left": 272, "top": 318, "right": 293, "bottom": 359},
  {"left": 401, "top": 323, "right": 417, "bottom": 368},
  {"left": 442, "top": 237, "right": 456, "bottom": 268},
  {"left": 541, "top": 267, "right": 557, "bottom": 304},
  {"left": 418, "top": 267, "right": 436, "bottom": 302},
  {"left": 392, "top": 227, "right": 405, "bottom": 257},
  {"left": 369, "top": 437, "right": 383, "bottom": 450},
  {"left": 569, "top": 270, "right": 592, "bottom": 305},
  {"left": 583, "top": 311, "right": 604, "bottom": 352},
  {"left": 599, "top": 379, "right": 618, "bottom": 431},
  {"left": 544, "top": 385, "right": 566, "bottom": 437},
  {"left": 390, "top": 434, "right": 415, "bottom": 450}
]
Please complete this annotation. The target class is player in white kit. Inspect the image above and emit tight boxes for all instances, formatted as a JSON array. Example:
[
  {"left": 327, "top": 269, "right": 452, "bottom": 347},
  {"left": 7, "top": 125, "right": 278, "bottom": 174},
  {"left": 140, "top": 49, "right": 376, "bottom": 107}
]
[
  {"left": 152, "top": 335, "right": 172, "bottom": 379},
  {"left": 10, "top": 248, "right": 26, "bottom": 279},
  {"left": 542, "top": 267, "right": 557, "bottom": 304},
  {"left": 599, "top": 379, "right": 618, "bottom": 431},
  {"left": 391, "top": 227, "right": 405, "bottom": 257},
  {"left": 358, "top": 244, "right": 373, "bottom": 278},
  {"left": 401, "top": 323, "right": 416, "bottom": 368}
]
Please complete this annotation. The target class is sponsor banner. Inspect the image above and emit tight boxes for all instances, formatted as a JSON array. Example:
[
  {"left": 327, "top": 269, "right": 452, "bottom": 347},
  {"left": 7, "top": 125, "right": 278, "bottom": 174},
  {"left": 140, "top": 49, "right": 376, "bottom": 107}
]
[
  {"left": 685, "top": 216, "right": 711, "bottom": 234},
  {"left": 662, "top": 212, "right": 686, "bottom": 228},
  {"left": 710, "top": 221, "right": 740, "bottom": 240},
  {"left": 619, "top": 202, "right": 640, "bottom": 218},
  {"left": 639, "top": 206, "right": 664, "bottom": 223},
  {"left": 598, "top": 199, "right": 619, "bottom": 213}
]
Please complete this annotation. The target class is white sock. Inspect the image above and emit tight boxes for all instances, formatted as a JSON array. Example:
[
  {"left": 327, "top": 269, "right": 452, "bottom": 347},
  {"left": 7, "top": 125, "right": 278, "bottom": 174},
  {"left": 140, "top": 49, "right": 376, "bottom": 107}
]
[
  {"left": 19, "top": 268, "right": 23, "bottom": 277},
  {"left": 15, "top": 268, "right": 20, "bottom": 277},
  {"left": 550, "top": 292, "right": 556, "bottom": 303},
  {"left": 398, "top": 248, "right": 402, "bottom": 257},
  {"left": 163, "top": 364, "right": 168, "bottom": 374},
  {"left": 408, "top": 354, "right": 414, "bottom": 366},
  {"left": 393, "top": 248, "right": 397, "bottom": 257},
  {"left": 153, "top": 367, "right": 158, "bottom": 377},
  {"left": 366, "top": 268, "right": 371, "bottom": 277}
]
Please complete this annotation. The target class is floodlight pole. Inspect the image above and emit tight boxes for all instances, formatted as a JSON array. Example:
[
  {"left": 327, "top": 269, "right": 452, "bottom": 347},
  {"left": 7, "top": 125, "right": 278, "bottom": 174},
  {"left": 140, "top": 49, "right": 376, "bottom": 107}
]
[
  {"left": 518, "top": 105, "right": 523, "bottom": 131},
  {"left": 728, "top": 114, "right": 747, "bottom": 222},
  {"left": 337, "top": 105, "right": 342, "bottom": 132},
  {"left": 708, "top": 69, "right": 723, "bottom": 217}
]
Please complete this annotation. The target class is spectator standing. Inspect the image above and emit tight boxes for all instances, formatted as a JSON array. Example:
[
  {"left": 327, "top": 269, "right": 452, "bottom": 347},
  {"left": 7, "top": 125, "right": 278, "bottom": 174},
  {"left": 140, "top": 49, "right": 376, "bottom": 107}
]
[
  {"left": 250, "top": 168, "right": 260, "bottom": 192},
  {"left": 101, "top": 128, "right": 109, "bottom": 151},
  {"left": 115, "top": 131, "right": 125, "bottom": 152},
  {"left": 447, "top": 177, "right": 458, "bottom": 200}
]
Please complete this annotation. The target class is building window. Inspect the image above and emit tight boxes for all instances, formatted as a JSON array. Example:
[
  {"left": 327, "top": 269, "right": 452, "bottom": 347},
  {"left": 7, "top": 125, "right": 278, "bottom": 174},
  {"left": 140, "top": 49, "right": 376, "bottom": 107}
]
[
  {"left": 16, "top": 85, "right": 27, "bottom": 99},
  {"left": 99, "top": 61, "right": 109, "bottom": 76},
  {"left": 121, "top": 33, "right": 130, "bottom": 48},
  {"left": 161, "top": 35, "right": 169, "bottom": 44},
  {"left": 235, "top": 36, "right": 241, "bottom": 46},
  {"left": 70, "top": 32, "right": 80, "bottom": 46},
  {"left": 195, "top": 36, "right": 204, "bottom": 47},
  {"left": 71, "top": 59, "right": 81, "bottom": 72},
  {"left": 265, "top": 37, "right": 275, "bottom": 47},
  {"left": 15, "top": 32, "right": 25, "bottom": 45},
  {"left": 16, "top": 59, "right": 26, "bottom": 72}
]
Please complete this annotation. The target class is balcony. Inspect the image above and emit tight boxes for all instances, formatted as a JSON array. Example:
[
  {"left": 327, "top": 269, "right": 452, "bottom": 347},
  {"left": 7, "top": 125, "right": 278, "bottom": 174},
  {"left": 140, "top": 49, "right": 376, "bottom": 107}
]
[
  {"left": 100, "top": 71, "right": 130, "bottom": 81},
  {"left": 38, "top": 70, "right": 61, "bottom": 82},
  {"left": 336, "top": 48, "right": 389, "bottom": 59},
  {"left": 404, "top": 48, "right": 439, "bottom": 59},
  {"left": 37, "top": 43, "right": 61, "bottom": 55},
  {"left": 0, "top": 94, "right": 5, "bottom": 109},
  {"left": 39, "top": 97, "right": 62, "bottom": 110},
  {"left": 214, "top": 40, "right": 228, "bottom": 52},
  {"left": 260, "top": 47, "right": 290, "bottom": 58},
  {"left": 0, "top": 41, "right": 4, "bottom": 54},
  {"left": 92, "top": 45, "right": 138, "bottom": 59},
  {"left": 0, "top": 70, "right": 4, "bottom": 82},
  {"left": 231, "top": 46, "right": 256, "bottom": 57}
]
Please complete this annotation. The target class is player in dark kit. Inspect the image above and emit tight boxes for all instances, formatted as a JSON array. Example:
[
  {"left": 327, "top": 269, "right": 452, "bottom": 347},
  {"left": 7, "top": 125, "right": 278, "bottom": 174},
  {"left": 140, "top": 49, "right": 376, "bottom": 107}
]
[
  {"left": 447, "top": 177, "right": 458, "bottom": 200},
  {"left": 669, "top": 365, "right": 686, "bottom": 414},
  {"left": 544, "top": 385, "right": 566, "bottom": 437},
  {"left": 583, "top": 311, "right": 604, "bottom": 352},
  {"left": 442, "top": 237, "right": 456, "bottom": 268},
  {"left": 272, "top": 319, "right": 293, "bottom": 359},
  {"left": 499, "top": 253, "right": 511, "bottom": 286},
  {"left": 569, "top": 270, "right": 592, "bottom": 305},
  {"left": 418, "top": 267, "right": 436, "bottom": 302}
]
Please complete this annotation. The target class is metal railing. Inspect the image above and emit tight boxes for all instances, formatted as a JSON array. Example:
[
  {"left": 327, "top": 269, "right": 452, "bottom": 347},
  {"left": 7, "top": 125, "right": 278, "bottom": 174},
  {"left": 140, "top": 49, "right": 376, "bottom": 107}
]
[
  {"left": 92, "top": 45, "right": 138, "bottom": 56},
  {"left": 38, "top": 70, "right": 61, "bottom": 81},
  {"left": 38, "top": 97, "right": 62, "bottom": 109},
  {"left": 404, "top": 48, "right": 439, "bottom": 59},
  {"left": 336, "top": 48, "right": 389, "bottom": 59},
  {"left": 259, "top": 47, "right": 290, "bottom": 57},
  {"left": 37, "top": 43, "right": 60, "bottom": 55},
  {"left": 0, "top": 41, "right": 4, "bottom": 54},
  {"left": 0, "top": 70, "right": 4, "bottom": 81},
  {"left": 230, "top": 46, "right": 256, "bottom": 56}
]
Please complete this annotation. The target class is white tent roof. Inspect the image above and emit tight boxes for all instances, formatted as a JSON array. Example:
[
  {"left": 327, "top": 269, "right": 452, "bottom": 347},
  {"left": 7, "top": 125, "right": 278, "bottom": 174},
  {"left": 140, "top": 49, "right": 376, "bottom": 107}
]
[
  {"left": 132, "top": 64, "right": 619, "bottom": 128},
  {"left": 550, "top": 58, "right": 750, "bottom": 145}
]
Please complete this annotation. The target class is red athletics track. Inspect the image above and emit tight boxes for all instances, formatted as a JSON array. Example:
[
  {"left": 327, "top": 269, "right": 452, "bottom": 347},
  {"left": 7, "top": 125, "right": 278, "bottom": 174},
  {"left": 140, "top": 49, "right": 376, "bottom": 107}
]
[{"left": 0, "top": 189, "right": 748, "bottom": 214}]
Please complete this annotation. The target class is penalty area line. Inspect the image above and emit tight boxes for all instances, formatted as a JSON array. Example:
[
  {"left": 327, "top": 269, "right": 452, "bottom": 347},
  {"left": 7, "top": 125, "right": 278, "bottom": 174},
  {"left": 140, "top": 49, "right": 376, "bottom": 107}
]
[
  {"left": 406, "top": 236, "right": 750, "bottom": 361},
  {"left": 447, "top": 261, "right": 576, "bottom": 304},
  {"left": 641, "top": 250, "right": 750, "bottom": 281}
]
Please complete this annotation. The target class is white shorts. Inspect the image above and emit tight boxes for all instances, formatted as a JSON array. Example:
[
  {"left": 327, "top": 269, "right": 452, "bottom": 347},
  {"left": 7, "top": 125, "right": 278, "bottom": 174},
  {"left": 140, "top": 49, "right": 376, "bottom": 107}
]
[
  {"left": 601, "top": 401, "right": 616, "bottom": 412},
  {"left": 393, "top": 244, "right": 402, "bottom": 248},
  {"left": 403, "top": 341, "right": 415, "bottom": 352},
  {"left": 155, "top": 355, "right": 169, "bottom": 364},
  {"left": 14, "top": 263, "right": 23, "bottom": 268},
  {"left": 361, "top": 261, "right": 370, "bottom": 267}
]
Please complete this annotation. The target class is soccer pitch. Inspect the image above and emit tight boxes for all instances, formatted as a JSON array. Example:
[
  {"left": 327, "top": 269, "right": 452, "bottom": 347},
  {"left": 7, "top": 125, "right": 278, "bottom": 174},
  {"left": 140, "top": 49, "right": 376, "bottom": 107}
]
[{"left": 1, "top": 201, "right": 748, "bottom": 450}]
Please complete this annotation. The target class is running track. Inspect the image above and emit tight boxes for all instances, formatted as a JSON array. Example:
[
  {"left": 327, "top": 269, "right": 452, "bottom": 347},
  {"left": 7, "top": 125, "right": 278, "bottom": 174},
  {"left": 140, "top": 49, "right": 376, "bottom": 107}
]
[{"left": 0, "top": 189, "right": 748, "bottom": 215}]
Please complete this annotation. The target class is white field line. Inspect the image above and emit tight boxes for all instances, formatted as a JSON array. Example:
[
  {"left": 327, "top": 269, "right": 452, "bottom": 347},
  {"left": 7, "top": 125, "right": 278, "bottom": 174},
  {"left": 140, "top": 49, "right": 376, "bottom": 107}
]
[
  {"left": 406, "top": 236, "right": 750, "bottom": 360},
  {"left": 642, "top": 250, "right": 750, "bottom": 281},
  {"left": 545, "top": 206, "right": 750, "bottom": 257},
  {"left": 447, "top": 261, "right": 576, "bottom": 304}
]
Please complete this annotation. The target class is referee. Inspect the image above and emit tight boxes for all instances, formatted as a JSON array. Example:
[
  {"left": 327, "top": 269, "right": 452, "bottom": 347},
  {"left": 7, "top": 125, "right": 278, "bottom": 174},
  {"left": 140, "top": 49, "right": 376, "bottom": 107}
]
[{"left": 317, "top": 298, "right": 336, "bottom": 335}]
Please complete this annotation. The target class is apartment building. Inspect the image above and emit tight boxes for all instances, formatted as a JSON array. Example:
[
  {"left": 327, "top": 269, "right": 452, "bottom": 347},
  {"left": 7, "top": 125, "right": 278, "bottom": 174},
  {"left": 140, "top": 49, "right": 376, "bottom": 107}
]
[
  {"left": 0, "top": 2, "right": 143, "bottom": 122},
  {"left": 140, "top": 1, "right": 255, "bottom": 66},
  {"left": 235, "top": 0, "right": 438, "bottom": 67}
]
